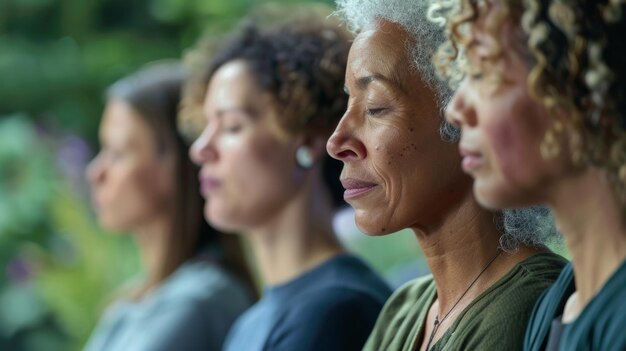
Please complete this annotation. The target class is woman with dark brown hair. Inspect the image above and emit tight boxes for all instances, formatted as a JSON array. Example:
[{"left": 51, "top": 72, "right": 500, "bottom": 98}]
[
  {"left": 185, "top": 5, "right": 391, "bottom": 351},
  {"left": 84, "top": 62, "right": 254, "bottom": 351}
]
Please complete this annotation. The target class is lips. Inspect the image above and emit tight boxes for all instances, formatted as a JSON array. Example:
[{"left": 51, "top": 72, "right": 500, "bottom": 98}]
[
  {"left": 199, "top": 175, "right": 221, "bottom": 195},
  {"left": 459, "top": 145, "right": 484, "bottom": 173},
  {"left": 340, "top": 178, "right": 378, "bottom": 200}
]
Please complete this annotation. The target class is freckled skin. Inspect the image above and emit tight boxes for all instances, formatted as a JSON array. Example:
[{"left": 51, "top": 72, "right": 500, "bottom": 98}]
[{"left": 327, "top": 20, "right": 472, "bottom": 235}]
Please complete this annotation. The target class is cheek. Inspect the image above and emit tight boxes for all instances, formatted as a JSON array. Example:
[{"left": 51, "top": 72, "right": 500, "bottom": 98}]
[
  {"left": 368, "top": 124, "right": 411, "bottom": 191},
  {"left": 128, "top": 161, "right": 173, "bottom": 209},
  {"left": 226, "top": 135, "right": 292, "bottom": 186},
  {"left": 99, "top": 161, "right": 171, "bottom": 230},
  {"left": 365, "top": 118, "right": 465, "bottom": 231},
  {"left": 213, "top": 133, "right": 297, "bottom": 226},
  {"left": 485, "top": 120, "right": 525, "bottom": 177},
  {"left": 484, "top": 103, "right": 549, "bottom": 182}
]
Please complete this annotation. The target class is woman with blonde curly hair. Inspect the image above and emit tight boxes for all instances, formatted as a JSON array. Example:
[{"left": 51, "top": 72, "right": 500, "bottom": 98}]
[{"left": 440, "top": 0, "right": 626, "bottom": 349}]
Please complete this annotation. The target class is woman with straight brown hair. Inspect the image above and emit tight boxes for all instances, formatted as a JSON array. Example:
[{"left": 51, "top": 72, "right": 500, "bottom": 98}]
[{"left": 84, "top": 62, "right": 254, "bottom": 351}]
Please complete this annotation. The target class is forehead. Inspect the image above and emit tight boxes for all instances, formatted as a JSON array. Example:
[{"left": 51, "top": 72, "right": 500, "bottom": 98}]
[
  {"left": 348, "top": 20, "right": 412, "bottom": 86},
  {"left": 101, "top": 100, "right": 150, "bottom": 139},
  {"left": 204, "top": 60, "right": 260, "bottom": 107}
]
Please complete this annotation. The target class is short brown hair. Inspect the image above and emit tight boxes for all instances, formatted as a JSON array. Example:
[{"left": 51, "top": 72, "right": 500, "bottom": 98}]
[{"left": 181, "top": 4, "right": 352, "bottom": 208}]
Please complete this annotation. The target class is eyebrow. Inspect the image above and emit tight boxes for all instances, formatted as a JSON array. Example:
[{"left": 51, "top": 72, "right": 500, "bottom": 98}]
[
  {"left": 203, "top": 106, "right": 252, "bottom": 120},
  {"left": 215, "top": 107, "right": 251, "bottom": 118},
  {"left": 345, "top": 73, "right": 402, "bottom": 95},
  {"left": 356, "top": 75, "right": 379, "bottom": 90}
]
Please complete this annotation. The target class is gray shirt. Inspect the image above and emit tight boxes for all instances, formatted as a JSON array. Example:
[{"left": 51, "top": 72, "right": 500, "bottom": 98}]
[{"left": 84, "top": 260, "right": 252, "bottom": 351}]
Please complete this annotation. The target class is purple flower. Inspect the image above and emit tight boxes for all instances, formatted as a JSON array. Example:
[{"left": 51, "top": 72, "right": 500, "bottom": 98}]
[{"left": 6, "top": 257, "right": 34, "bottom": 284}]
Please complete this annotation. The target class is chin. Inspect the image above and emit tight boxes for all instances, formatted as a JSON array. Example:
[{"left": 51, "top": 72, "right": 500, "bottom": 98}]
[
  {"left": 354, "top": 211, "right": 395, "bottom": 236},
  {"left": 204, "top": 207, "right": 244, "bottom": 234},
  {"left": 474, "top": 181, "right": 529, "bottom": 210}
]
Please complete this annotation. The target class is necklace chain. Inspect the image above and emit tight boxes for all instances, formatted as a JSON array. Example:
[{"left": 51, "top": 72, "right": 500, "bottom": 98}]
[{"left": 422, "top": 248, "right": 502, "bottom": 351}]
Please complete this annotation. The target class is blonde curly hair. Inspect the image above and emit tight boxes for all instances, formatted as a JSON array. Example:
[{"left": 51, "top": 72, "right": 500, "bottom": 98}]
[{"left": 433, "top": 0, "right": 626, "bottom": 210}]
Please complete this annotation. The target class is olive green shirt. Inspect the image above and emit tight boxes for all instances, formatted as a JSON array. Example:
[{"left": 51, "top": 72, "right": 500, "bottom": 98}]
[{"left": 363, "top": 253, "right": 566, "bottom": 351}]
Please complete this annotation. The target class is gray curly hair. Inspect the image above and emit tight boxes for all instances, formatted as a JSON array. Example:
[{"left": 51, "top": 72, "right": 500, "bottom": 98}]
[
  {"left": 335, "top": 0, "right": 459, "bottom": 142},
  {"left": 335, "top": 0, "right": 561, "bottom": 250}
]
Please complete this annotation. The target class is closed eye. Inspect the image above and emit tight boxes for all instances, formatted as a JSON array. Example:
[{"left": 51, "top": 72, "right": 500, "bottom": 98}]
[
  {"left": 224, "top": 124, "right": 243, "bottom": 133},
  {"left": 366, "top": 107, "right": 388, "bottom": 116}
]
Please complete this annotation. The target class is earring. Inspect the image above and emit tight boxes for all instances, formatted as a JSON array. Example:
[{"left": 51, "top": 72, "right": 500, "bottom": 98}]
[{"left": 296, "top": 146, "right": 314, "bottom": 169}]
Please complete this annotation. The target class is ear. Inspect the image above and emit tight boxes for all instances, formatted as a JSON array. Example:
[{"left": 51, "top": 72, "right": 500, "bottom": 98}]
[{"left": 296, "top": 134, "right": 328, "bottom": 167}]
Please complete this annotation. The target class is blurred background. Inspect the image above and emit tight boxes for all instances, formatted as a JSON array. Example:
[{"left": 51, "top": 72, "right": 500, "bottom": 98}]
[{"left": 0, "top": 0, "right": 425, "bottom": 350}]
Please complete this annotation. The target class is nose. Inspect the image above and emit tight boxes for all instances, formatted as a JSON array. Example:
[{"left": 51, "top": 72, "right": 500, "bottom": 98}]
[
  {"left": 326, "top": 109, "right": 366, "bottom": 162},
  {"left": 189, "top": 124, "right": 218, "bottom": 165},
  {"left": 445, "top": 78, "right": 477, "bottom": 129}
]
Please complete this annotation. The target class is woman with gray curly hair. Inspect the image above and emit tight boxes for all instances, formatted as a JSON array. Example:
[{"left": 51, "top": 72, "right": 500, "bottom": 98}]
[
  {"left": 441, "top": 0, "right": 626, "bottom": 349},
  {"left": 327, "top": 1, "right": 566, "bottom": 350}
]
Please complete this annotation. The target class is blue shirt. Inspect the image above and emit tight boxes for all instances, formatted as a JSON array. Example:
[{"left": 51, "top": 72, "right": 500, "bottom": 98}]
[
  {"left": 525, "top": 260, "right": 626, "bottom": 350},
  {"left": 84, "top": 260, "right": 252, "bottom": 351},
  {"left": 223, "top": 254, "right": 392, "bottom": 351}
]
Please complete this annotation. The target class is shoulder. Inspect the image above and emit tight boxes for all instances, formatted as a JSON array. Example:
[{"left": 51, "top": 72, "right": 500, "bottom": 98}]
[
  {"left": 159, "top": 260, "right": 251, "bottom": 307},
  {"left": 597, "top": 299, "right": 626, "bottom": 350},
  {"left": 288, "top": 283, "right": 389, "bottom": 325},
  {"left": 488, "top": 252, "right": 568, "bottom": 312},
  {"left": 524, "top": 263, "right": 574, "bottom": 350},
  {"left": 318, "top": 254, "right": 392, "bottom": 301},
  {"left": 478, "top": 252, "right": 568, "bottom": 323},
  {"left": 362, "top": 276, "right": 435, "bottom": 351},
  {"left": 372, "top": 275, "right": 434, "bottom": 330},
  {"left": 143, "top": 261, "right": 253, "bottom": 331},
  {"left": 265, "top": 287, "right": 386, "bottom": 351},
  {"left": 571, "top": 261, "right": 626, "bottom": 350},
  {"left": 291, "top": 255, "right": 393, "bottom": 318},
  {"left": 449, "top": 255, "right": 568, "bottom": 350},
  {"left": 383, "top": 275, "right": 434, "bottom": 313},
  {"left": 391, "top": 275, "right": 435, "bottom": 300},
  {"left": 262, "top": 265, "right": 391, "bottom": 351},
  {"left": 516, "top": 252, "right": 568, "bottom": 282}
]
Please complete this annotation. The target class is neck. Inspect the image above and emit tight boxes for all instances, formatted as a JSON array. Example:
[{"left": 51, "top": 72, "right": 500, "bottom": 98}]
[
  {"left": 413, "top": 191, "right": 538, "bottom": 314},
  {"left": 133, "top": 215, "right": 172, "bottom": 285},
  {"left": 550, "top": 167, "right": 626, "bottom": 307},
  {"left": 247, "top": 178, "right": 345, "bottom": 286}
]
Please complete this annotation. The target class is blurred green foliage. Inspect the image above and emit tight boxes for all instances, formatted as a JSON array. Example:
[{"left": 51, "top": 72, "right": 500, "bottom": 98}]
[
  {"left": 0, "top": 115, "right": 140, "bottom": 350},
  {"left": 0, "top": 0, "right": 335, "bottom": 142}
]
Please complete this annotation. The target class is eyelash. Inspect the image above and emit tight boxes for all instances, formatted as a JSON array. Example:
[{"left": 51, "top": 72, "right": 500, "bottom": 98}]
[
  {"left": 224, "top": 125, "right": 242, "bottom": 133},
  {"left": 366, "top": 107, "right": 388, "bottom": 116},
  {"left": 469, "top": 72, "right": 484, "bottom": 81}
]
